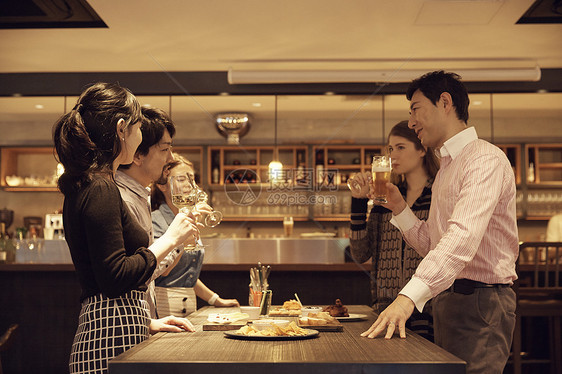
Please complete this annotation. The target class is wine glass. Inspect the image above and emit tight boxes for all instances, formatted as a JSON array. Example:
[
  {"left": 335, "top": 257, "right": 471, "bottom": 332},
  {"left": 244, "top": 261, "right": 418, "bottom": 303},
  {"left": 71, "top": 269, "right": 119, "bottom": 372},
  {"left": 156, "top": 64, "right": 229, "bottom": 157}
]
[
  {"left": 169, "top": 174, "right": 201, "bottom": 250},
  {"left": 194, "top": 184, "right": 223, "bottom": 227}
]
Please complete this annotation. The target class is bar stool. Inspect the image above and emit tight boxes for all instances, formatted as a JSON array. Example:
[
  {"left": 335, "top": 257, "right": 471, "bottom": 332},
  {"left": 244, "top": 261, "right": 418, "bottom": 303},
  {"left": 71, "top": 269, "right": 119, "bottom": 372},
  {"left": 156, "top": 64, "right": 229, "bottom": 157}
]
[
  {"left": 0, "top": 324, "right": 18, "bottom": 374},
  {"left": 512, "top": 242, "right": 562, "bottom": 374}
]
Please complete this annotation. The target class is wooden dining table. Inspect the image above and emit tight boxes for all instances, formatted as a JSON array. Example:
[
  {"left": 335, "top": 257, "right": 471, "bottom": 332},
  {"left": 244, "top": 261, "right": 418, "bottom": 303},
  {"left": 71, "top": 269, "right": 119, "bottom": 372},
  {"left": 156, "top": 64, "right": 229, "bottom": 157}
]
[{"left": 109, "top": 305, "right": 465, "bottom": 374}]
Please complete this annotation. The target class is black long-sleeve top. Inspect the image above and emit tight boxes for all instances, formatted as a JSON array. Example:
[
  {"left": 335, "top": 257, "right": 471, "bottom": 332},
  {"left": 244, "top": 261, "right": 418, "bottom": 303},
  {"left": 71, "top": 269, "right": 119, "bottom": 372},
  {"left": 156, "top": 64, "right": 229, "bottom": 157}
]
[{"left": 63, "top": 175, "right": 156, "bottom": 302}]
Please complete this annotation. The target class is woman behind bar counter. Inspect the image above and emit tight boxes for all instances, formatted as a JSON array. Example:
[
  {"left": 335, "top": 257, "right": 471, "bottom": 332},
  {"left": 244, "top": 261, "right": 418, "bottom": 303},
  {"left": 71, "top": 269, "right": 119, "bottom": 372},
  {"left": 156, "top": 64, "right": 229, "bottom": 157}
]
[
  {"left": 53, "top": 82, "right": 198, "bottom": 374},
  {"left": 348, "top": 120, "right": 439, "bottom": 341},
  {"left": 151, "top": 153, "right": 239, "bottom": 317}
]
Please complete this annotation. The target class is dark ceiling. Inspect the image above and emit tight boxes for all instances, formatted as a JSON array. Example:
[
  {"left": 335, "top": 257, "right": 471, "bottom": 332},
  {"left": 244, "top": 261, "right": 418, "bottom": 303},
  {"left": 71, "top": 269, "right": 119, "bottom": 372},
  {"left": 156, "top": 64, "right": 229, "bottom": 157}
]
[
  {"left": 0, "top": 0, "right": 105, "bottom": 29},
  {"left": 517, "top": 0, "right": 562, "bottom": 24}
]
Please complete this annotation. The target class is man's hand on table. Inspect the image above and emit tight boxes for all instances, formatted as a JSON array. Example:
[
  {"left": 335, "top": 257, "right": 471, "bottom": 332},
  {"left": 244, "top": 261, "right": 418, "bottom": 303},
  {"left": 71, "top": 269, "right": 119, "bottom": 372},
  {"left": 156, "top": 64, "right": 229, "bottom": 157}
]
[
  {"left": 150, "top": 315, "right": 195, "bottom": 334},
  {"left": 361, "top": 295, "right": 415, "bottom": 339}
]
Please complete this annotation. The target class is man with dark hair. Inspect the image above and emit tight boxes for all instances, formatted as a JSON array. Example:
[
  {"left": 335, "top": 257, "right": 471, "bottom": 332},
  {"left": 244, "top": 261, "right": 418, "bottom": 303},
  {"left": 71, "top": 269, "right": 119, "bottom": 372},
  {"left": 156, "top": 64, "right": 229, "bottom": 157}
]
[
  {"left": 116, "top": 106, "right": 194, "bottom": 318},
  {"left": 362, "top": 71, "right": 518, "bottom": 374}
]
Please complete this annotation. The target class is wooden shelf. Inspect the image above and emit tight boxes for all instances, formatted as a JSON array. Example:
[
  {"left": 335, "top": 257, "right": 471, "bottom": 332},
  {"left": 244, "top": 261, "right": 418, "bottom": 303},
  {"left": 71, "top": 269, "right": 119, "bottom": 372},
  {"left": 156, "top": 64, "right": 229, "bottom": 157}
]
[
  {"left": 524, "top": 216, "right": 553, "bottom": 221},
  {"left": 525, "top": 144, "right": 562, "bottom": 185},
  {"left": 313, "top": 215, "right": 349, "bottom": 222},
  {"left": 313, "top": 145, "right": 385, "bottom": 175},
  {"left": 208, "top": 145, "right": 307, "bottom": 186},
  {"left": 222, "top": 216, "right": 309, "bottom": 222},
  {"left": 2, "top": 186, "right": 59, "bottom": 192},
  {"left": 0, "top": 147, "right": 60, "bottom": 192},
  {"left": 2, "top": 142, "right": 560, "bottom": 223}
]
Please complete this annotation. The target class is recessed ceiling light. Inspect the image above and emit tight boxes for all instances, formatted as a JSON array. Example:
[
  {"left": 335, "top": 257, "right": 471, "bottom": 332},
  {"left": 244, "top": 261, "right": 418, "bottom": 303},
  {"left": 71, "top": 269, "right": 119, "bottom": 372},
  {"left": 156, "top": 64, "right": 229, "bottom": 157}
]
[
  {"left": 324, "top": 91, "right": 335, "bottom": 96},
  {"left": 537, "top": 89, "right": 548, "bottom": 93},
  {"left": 473, "top": 101, "right": 482, "bottom": 106},
  {"left": 219, "top": 92, "right": 230, "bottom": 96},
  {"left": 251, "top": 102, "right": 262, "bottom": 107},
  {"left": 35, "top": 104, "right": 44, "bottom": 109}
]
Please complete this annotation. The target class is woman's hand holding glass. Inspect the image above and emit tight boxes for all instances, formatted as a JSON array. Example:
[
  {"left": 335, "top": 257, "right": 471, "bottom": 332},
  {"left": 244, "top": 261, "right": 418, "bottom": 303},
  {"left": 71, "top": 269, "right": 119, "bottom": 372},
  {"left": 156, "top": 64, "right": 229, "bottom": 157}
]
[{"left": 347, "top": 172, "right": 372, "bottom": 198}]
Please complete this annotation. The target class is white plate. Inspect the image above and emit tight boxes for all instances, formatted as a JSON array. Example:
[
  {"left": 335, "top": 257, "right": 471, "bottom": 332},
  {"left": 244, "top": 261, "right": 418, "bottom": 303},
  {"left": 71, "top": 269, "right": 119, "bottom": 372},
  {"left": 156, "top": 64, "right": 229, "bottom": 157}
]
[{"left": 335, "top": 313, "right": 368, "bottom": 322}]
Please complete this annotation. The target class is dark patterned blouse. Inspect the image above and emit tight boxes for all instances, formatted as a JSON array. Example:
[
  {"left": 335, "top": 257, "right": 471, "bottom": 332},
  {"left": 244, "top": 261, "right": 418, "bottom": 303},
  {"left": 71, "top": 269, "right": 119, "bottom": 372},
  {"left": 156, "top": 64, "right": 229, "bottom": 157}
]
[{"left": 349, "top": 179, "right": 433, "bottom": 340}]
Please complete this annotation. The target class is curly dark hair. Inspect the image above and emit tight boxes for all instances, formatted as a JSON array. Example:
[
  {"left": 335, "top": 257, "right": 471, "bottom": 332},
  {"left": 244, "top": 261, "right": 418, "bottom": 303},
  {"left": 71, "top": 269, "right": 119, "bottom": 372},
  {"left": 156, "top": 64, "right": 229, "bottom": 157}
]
[
  {"left": 53, "top": 82, "right": 142, "bottom": 195},
  {"left": 406, "top": 70, "right": 470, "bottom": 123}
]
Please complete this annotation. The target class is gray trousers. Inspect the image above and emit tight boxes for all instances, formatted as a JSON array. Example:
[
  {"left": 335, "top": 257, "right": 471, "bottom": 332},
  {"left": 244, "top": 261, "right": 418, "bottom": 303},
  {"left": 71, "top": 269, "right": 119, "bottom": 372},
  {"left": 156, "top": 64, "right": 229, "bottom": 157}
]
[{"left": 433, "top": 286, "right": 516, "bottom": 374}]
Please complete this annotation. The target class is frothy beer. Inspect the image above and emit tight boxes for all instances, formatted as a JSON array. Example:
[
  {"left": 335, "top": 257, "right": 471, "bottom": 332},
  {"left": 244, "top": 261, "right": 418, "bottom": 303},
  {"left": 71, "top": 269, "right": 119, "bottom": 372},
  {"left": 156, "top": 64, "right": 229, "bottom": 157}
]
[
  {"left": 371, "top": 155, "right": 391, "bottom": 203},
  {"left": 372, "top": 169, "right": 391, "bottom": 203}
]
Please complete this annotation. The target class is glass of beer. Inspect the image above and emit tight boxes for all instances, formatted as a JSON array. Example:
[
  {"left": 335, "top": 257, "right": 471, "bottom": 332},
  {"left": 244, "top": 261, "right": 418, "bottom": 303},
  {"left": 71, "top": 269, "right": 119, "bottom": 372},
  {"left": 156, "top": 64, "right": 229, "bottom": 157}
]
[
  {"left": 371, "top": 155, "right": 391, "bottom": 203},
  {"left": 283, "top": 216, "right": 294, "bottom": 237}
]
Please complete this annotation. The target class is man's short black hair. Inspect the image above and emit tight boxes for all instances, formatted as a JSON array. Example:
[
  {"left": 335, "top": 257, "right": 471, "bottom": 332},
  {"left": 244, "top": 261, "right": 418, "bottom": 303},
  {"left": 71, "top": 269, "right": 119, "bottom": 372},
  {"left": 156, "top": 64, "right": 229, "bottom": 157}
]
[
  {"left": 406, "top": 70, "right": 470, "bottom": 123},
  {"left": 119, "top": 106, "right": 176, "bottom": 169}
]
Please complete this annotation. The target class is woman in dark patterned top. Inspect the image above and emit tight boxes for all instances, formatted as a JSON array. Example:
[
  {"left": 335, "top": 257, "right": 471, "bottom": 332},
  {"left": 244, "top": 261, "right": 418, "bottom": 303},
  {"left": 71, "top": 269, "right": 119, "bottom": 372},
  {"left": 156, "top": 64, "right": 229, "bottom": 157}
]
[
  {"left": 349, "top": 120, "right": 439, "bottom": 341},
  {"left": 53, "top": 82, "right": 200, "bottom": 374}
]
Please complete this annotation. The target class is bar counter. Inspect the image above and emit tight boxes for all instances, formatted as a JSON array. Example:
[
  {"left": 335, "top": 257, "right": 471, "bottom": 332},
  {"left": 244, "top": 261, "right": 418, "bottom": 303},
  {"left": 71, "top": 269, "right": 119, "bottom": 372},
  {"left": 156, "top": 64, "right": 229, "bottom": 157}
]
[
  {"left": 110, "top": 305, "right": 465, "bottom": 374},
  {"left": 0, "top": 238, "right": 372, "bottom": 374}
]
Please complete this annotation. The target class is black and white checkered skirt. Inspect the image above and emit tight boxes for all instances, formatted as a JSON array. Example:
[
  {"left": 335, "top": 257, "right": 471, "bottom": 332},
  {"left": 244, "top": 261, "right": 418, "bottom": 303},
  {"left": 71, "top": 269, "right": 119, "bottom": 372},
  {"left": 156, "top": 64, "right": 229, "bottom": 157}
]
[{"left": 69, "top": 290, "right": 151, "bottom": 374}]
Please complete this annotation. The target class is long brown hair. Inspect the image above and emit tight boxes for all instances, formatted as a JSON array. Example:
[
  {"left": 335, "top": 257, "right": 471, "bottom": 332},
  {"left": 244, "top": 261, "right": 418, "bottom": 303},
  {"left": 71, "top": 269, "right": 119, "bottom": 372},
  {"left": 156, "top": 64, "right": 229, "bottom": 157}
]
[{"left": 388, "top": 120, "right": 439, "bottom": 185}]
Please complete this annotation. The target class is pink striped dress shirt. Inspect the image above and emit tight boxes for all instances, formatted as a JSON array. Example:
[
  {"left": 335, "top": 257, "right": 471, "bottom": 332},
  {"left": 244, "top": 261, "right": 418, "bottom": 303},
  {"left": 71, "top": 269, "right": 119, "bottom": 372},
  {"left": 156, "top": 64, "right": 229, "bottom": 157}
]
[{"left": 392, "top": 127, "right": 519, "bottom": 312}]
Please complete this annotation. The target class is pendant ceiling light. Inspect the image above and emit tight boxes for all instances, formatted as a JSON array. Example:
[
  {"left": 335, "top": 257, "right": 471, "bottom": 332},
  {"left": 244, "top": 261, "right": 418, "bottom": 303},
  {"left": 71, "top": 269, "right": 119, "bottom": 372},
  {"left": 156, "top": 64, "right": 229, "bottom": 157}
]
[{"left": 268, "top": 95, "right": 283, "bottom": 182}]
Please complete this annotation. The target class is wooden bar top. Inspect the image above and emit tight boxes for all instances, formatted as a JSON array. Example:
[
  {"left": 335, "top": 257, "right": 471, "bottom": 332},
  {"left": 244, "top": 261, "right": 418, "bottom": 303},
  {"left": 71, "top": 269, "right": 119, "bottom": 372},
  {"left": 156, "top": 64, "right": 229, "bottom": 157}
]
[
  {"left": 109, "top": 305, "right": 465, "bottom": 374},
  {"left": 0, "top": 262, "right": 372, "bottom": 272}
]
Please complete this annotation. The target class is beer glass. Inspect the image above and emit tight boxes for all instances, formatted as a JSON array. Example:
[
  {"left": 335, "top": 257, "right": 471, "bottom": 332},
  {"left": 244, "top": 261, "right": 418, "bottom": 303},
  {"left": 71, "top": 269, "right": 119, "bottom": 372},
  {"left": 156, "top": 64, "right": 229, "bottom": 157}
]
[
  {"left": 283, "top": 216, "right": 294, "bottom": 237},
  {"left": 371, "top": 155, "right": 391, "bottom": 203}
]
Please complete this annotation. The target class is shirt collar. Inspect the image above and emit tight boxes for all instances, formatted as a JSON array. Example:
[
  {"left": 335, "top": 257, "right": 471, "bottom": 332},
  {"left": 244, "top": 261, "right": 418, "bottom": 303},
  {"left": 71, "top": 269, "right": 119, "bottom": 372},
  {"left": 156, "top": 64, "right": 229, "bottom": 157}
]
[
  {"left": 159, "top": 203, "right": 175, "bottom": 225},
  {"left": 115, "top": 170, "right": 150, "bottom": 200},
  {"left": 439, "top": 126, "right": 478, "bottom": 160}
]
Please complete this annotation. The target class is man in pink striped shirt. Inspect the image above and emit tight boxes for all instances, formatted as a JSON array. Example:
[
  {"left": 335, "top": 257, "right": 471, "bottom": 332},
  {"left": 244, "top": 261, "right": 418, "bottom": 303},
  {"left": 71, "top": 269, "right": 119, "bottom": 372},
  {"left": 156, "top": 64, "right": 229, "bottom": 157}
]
[{"left": 361, "top": 71, "right": 518, "bottom": 374}]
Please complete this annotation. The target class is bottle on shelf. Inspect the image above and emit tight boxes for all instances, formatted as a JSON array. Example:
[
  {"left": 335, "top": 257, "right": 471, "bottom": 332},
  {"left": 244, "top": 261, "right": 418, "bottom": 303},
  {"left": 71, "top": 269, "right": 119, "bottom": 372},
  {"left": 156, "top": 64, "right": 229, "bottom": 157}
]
[
  {"left": 0, "top": 222, "right": 16, "bottom": 263},
  {"left": 315, "top": 150, "right": 324, "bottom": 186},
  {"left": 212, "top": 166, "right": 220, "bottom": 184},
  {"left": 527, "top": 162, "right": 535, "bottom": 183},
  {"left": 0, "top": 223, "right": 7, "bottom": 263},
  {"left": 296, "top": 151, "right": 306, "bottom": 184}
]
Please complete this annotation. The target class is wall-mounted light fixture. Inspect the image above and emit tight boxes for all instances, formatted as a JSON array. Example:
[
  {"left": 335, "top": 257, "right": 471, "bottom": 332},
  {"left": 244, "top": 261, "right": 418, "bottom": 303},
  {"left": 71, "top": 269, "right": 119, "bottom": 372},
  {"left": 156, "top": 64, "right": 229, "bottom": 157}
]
[
  {"left": 228, "top": 66, "right": 541, "bottom": 84},
  {"left": 215, "top": 113, "right": 250, "bottom": 144}
]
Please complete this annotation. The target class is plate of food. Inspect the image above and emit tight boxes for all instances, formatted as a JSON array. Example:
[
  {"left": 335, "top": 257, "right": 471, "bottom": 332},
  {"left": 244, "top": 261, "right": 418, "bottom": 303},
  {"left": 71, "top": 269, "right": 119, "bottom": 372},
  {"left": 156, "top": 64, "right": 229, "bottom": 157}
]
[
  {"left": 224, "top": 321, "right": 319, "bottom": 340},
  {"left": 322, "top": 299, "right": 350, "bottom": 318},
  {"left": 298, "top": 312, "right": 343, "bottom": 331},
  {"left": 268, "top": 299, "right": 302, "bottom": 317},
  {"left": 207, "top": 312, "right": 250, "bottom": 324},
  {"left": 203, "top": 312, "right": 250, "bottom": 330}
]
